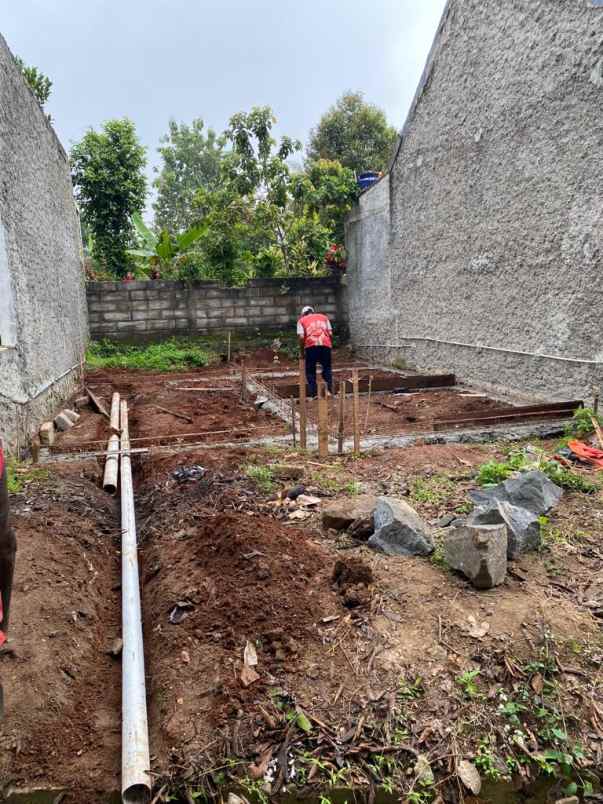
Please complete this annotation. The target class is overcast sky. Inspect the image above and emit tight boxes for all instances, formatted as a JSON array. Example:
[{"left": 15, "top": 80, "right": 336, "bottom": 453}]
[{"left": 3, "top": 0, "right": 446, "bottom": 191}]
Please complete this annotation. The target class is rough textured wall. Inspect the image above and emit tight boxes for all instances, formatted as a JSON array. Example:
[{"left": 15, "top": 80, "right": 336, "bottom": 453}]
[
  {"left": 0, "top": 34, "right": 87, "bottom": 451},
  {"left": 345, "top": 0, "right": 603, "bottom": 401},
  {"left": 87, "top": 278, "right": 342, "bottom": 342}
]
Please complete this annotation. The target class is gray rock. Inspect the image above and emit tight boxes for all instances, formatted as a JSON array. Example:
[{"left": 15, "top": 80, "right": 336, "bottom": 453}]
[
  {"left": 468, "top": 500, "right": 541, "bottom": 558},
  {"left": 368, "top": 497, "right": 433, "bottom": 556},
  {"left": 321, "top": 495, "right": 377, "bottom": 532},
  {"left": 444, "top": 523, "right": 507, "bottom": 589},
  {"left": 469, "top": 470, "right": 562, "bottom": 516},
  {"left": 54, "top": 412, "right": 74, "bottom": 432}
]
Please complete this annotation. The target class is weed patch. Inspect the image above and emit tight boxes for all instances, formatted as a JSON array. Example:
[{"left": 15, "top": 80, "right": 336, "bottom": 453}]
[
  {"left": 7, "top": 459, "right": 49, "bottom": 493},
  {"left": 86, "top": 338, "right": 216, "bottom": 371},
  {"left": 243, "top": 464, "right": 275, "bottom": 493}
]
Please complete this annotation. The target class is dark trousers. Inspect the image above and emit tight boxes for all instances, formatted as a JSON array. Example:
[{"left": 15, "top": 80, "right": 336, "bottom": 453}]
[{"left": 305, "top": 346, "right": 333, "bottom": 397}]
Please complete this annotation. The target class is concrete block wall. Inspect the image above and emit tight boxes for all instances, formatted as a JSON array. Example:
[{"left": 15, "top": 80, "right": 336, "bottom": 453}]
[{"left": 87, "top": 277, "right": 342, "bottom": 341}]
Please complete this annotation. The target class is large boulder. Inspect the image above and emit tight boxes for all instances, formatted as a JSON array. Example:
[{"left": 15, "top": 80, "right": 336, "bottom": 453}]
[
  {"left": 468, "top": 500, "right": 541, "bottom": 558},
  {"left": 469, "top": 470, "right": 562, "bottom": 516},
  {"left": 368, "top": 497, "right": 434, "bottom": 556},
  {"left": 444, "top": 523, "right": 507, "bottom": 589},
  {"left": 321, "top": 495, "right": 377, "bottom": 532}
]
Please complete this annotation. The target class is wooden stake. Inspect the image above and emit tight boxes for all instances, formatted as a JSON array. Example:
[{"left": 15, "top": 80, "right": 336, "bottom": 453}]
[
  {"left": 291, "top": 397, "right": 297, "bottom": 448},
  {"left": 593, "top": 387, "right": 600, "bottom": 416},
  {"left": 317, "top": 380, "right": 329, "bottom": 458},
  {"left": 241, "top": 360, "right": 247, "bottom": 402},
  {"left": 363, "top": 375, "right": 373, "bottom": 434},
  {"left": 227, "top": 332, "right": 231, "bottom": 363},
  {"left": 337, "top": 379, "right": 346, "bottom": 455},
  {"left": 299, "top": 358, "right": 307, "bottom": 450},
  {"left": 591, "top": 415, "right": 603, "bottom": 450},
  {"left": 352, "top": 369, "right": 360, "bottom": 455}
]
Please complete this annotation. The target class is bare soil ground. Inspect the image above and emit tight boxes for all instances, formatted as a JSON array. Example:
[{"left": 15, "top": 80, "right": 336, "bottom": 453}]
[{"left": 3, "top": 357, "right": 602, "bottom": 802}]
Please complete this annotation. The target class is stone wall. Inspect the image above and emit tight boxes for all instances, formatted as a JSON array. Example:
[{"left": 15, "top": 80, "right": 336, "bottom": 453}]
[
  {"left": 87, "top": 277, "right": 342, "bottom": 341},
  {"left": 345, "top": 0, "right": 603, "bottom": 402},
  {"left": 0, "top": 34, "right": 88, "bottom": 452}
]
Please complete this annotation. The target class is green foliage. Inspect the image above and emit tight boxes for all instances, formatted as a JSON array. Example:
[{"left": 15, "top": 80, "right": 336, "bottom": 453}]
[
  {"left": 14, "top": 56, "right": 52, "bottom": 106},
  {"left": 71, "top": 119, "right": 147, "bottom": 277},
  {"left": 127, "top": 212, "right": 205, "bottom": 275},
  {"left": 474, "top": 739, "right": 503, "bottom": 782},
  {"left": 6, "top": 459, "right": 48, "bottom": 493},
  {"left": 153, "top": 118, "right": 226, "bottom": 233},
  {"left": 564, "top": 406, "right": 602, "bottom": 439},
  {"left": 291, "top": 158, "right": 359, "bottom": 242},
  {"left": 244, "top": 464, "right": 275, "bottom": 493},
  {"left": 410, "top": 474, "right": 455, "bottom": 505},
  {"left": 456, "top": 669, "right": 482, "bottom": 699},
  {"left": 86, "top": 338, "right": 213, "bottom": 371},
  {"left": 307, "top": 91, "right": 398, "bottom": 174},
  {"left": 475, "top": 448, "right": 599, "bottom": 494}
]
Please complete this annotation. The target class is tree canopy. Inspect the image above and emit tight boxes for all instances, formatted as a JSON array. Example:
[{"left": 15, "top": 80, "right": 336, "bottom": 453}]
[
  {"left": 15, "top": 56, "right": 52, "bottom": 107},
  {"left": 307, "top": 91, "right": 397, "bottom": 175},
  {"left": 70, "top": 119, "right": 147, "bottom": 277},
  {"left": 153, "top": 119, "right": 225, "bottom": 233}
]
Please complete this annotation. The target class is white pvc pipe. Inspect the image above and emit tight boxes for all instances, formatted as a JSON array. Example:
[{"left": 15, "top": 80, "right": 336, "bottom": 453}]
[
  {"left": 102, "top": 392, "right": 120, "bottom": 494},
  {"left": 120, "top": 400, "right": 151, "bottom": 803}
]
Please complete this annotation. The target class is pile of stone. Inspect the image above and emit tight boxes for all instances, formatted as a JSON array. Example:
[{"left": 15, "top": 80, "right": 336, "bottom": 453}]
[
  {"left": 444, "top": 470, "right": 563, "bottom": 589},
  {"left": 38, "top": 395, "right": 89, "bottom": 446},
  {"left": 321, "top": 470, "right": 564, "bottom": 591}
]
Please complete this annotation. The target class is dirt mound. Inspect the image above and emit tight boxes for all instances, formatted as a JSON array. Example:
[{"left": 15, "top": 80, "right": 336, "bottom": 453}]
[
  {"left": 147, "top": 512, "right": 334, "bottom": 649},
  {"left": 332, "top": 557, "right": 374, "bottom": 608}
]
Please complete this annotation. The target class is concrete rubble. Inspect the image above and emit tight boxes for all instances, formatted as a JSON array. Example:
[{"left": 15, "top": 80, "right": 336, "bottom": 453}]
[
  {"left": 444, "top": 523, "right": 508, "bottom": 589},
  {"left": 368, "top": 496, "right": 434, "bottom": 556}
]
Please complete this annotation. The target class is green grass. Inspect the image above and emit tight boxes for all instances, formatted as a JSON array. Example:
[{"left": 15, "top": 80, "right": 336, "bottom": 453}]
[
  {"left": 7, "top": 459, "right": 49, "bottom": 493},
  {"left": 410, "top": 475, "right": 455, "bottom": 505},
  {"left": 475, "top": 448, "right": 600, "bottom": 494},
  {"left": 243, "top": 464, "right": 275, "bottom": 493},
  {"left": 86, "top": 338, "right": 216, "bottom": 371}
]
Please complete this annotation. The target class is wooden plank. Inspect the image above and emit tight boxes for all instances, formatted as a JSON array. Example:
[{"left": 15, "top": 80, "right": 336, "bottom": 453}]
[
  {"left": 85, "top": 387, "right": 110, "bottom": 419},
  {"left": 152, "top": 404, "right": 193, "bottom": 424},
  {"left": 433, "top": 400, "right": 583, "bottom": 429},
  {"left": 434, "top": 405, "right": 581, "bottom": 431},
  {"left": 291, "top": 397, "right": 297, "bottom": 448}
]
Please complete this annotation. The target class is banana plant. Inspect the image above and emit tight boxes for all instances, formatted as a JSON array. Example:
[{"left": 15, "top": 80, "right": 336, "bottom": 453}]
[{"left": 127, "top": 212, "right": 205, "bottom": 271}]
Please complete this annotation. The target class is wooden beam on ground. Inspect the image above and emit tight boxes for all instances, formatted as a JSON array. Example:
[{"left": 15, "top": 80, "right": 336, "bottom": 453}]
[
  {"left": 433, "top": 400, "right": 583, "bottom": 431},
  {"left": 272, "top": 373, "right": 456, "bottom": 399},
  {"left": 152, "top": 404, "right": 193, "bottom": 424},
  {"left": 291, "top": 397, "right": 297, "bottom": 447},
  {"left": 85, "top": 387, "right": 110, "bottom": 419}
]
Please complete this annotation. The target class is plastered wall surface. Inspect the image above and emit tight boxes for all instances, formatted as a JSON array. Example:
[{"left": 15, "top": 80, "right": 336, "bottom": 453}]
[
  {"left": 345, "top": 0, "right": 603, "bottom": 401},
  {"left": 0, "top": 34, "right": 87, "bottom": 451}
]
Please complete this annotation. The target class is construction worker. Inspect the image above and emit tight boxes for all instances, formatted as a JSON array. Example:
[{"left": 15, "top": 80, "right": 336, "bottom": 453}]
[
  {"left": 297, "top": 305, "right": 333, "bottom": 398},
  {"left": 0, "top": 439, "right": 17, "bottom": 719}
]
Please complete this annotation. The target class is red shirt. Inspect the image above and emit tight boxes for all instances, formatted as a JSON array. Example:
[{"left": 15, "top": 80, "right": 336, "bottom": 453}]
[{"left": 297, "top": 313, "right": 332, "bottom": 349}]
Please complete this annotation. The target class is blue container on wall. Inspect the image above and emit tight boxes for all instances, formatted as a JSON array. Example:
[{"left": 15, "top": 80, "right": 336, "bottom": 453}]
[{"left": 357, "top": 171, "right": 380, "bottom": 191}]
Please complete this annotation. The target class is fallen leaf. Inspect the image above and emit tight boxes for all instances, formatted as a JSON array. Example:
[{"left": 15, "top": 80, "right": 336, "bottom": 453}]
[
  {"left": 296, "top": 708, "right": 312, "bottom": 733},
  {"left": 530, "top": 672, "right": 544, "bottom": 695},
  {"left": 240, "top": 664, "right": 260, "bottom": 688},
  {"left": 414, "top": 754, "right": 434, "bottom": 785},
  {"left": 465, "top": 615, "right": 490, "bottom": 639},
  {"left": 181, "top": 649, "right": 190, "bottom": 664},
  {"left": 458, "top": 759, "right": 481, "bottom": 795},
  {"left": 296, "top": 494, "right": 321, "bottom": 508},
  {"left": 244, "top": 640, "right": 258, "bottom": 667}
]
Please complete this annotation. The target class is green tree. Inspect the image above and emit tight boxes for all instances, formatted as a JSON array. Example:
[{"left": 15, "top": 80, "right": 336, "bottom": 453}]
[
  {"left": 70, "top": 119, "right": 147, "bottom": 277},
  {"left": 307, "top": 91, "right": 397, "bottom": 174},
  {"left": 291, "top": 159, "right": 359, "bottom": 243},
  {"left": 14, "top": 56, "right": 52, "bottom": 107},
  {"left": 153, "top": 118, "right": 226, "bottom": 233}
]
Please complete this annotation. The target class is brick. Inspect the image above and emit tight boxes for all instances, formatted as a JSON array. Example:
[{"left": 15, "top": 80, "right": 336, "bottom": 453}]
[
  {"left": 39, "top": 421, "right": 55, "bottom": 445},
  {"left": 117, "top": 321, "right": 147, "bottom": 331},
  {"left": 131, "top": 310, "right": 150, "bottom": 321},
  {"left": 129, "top": 291, "right": 149, "bottom": 301},
  {"left": 147, "top": 299, "right": 172, "bottom": 310},
  {"left": 102, "top": 311, "right": 129, "bottom": 322},
  {"left": 225, "top": 317, "right": 250, "bottom": 326}
]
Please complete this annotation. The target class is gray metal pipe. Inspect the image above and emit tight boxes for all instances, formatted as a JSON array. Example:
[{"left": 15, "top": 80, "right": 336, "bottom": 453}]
[
  {"left": 119, "top": 400, "right": 151, "bottom": 803},
  {"left": 102, "top": 392, "right": 120, "bottom": 494}
]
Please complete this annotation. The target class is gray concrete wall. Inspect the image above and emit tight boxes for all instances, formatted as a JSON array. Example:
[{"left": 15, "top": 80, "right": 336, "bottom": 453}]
[
  {"left": 345, "top": 0, "right": 603, "bottom": 402},
  {"left": 0, "top": 34, "right": 88, "bottom": 452},
  {"left": 87, "top": 277, "right": 342, "bottom": 341}
]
